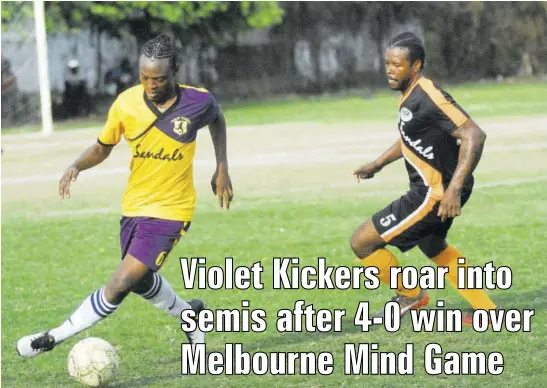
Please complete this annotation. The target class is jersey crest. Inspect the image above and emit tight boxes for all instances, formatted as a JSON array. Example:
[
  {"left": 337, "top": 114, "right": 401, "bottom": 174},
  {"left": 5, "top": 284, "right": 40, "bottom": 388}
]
[
  {"left": 171, "top": 116, "right": 191, "bottom": 136},
  {"left": 399, "top": 107, "right": 413, "bottom": 122}
]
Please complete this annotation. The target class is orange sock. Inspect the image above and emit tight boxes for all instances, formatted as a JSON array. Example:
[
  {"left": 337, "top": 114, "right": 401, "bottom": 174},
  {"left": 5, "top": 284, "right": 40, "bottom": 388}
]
[
  {"left": 432, "top": 245, "right": 497, "bottom": 310},
  {"left": 360, "top": 248, "right": 421, "bottom": 298}
]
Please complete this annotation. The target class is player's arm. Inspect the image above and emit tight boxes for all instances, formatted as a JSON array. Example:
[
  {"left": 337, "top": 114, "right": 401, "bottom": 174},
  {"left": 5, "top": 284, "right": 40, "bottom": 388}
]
[
  {"left": 438, "top": 118, "right": 487, "bottom": 221},
  {"left": 59, "top": 142, "right": 114, "bottom": 199},
  {"left": 449, "top": 118, "right": 487, "bottom": 189},
  {"left": 59, "top": 98, "right": 124, "bottom": 199},
  {"left": 353, "top": 140, "right": 402, "bottom": 182},
  {"left": 208, "top": 108, "right": 233, "bottom": 209}
]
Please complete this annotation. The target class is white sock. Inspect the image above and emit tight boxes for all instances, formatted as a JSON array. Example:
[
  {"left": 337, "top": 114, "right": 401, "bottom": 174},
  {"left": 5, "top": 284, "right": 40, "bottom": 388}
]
[
  {"left": 49, "top": 287, "right": 118, "bottom": 343},
  {"left": 135, "top": 273, "right": 192, "bottom": 318}
]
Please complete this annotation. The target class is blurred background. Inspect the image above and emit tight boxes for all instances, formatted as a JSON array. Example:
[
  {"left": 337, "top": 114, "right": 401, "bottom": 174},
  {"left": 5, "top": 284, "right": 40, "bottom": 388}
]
[
  {"left": 2, "top": 4, "right": 547, "bottom": 387},
  {"left": 2, "top": 1, "right": 547, "bottom": 132}
]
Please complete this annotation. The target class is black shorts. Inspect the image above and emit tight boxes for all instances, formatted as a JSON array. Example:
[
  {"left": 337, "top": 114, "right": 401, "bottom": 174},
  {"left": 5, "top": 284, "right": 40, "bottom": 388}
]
[{"left": 371, "top": 186, "right": 472, "bottom": 252}]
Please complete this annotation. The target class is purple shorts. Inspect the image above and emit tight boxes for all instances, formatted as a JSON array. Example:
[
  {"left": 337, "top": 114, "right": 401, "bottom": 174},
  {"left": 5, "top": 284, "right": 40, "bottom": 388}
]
[{"left": 120, "top": 216, "right": 191, "bottom": 272}]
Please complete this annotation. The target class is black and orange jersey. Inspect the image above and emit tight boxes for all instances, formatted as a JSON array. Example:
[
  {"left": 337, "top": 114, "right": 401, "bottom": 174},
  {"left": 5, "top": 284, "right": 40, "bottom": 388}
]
[{"left": 397, "top": 77, "right": 472, "bottom": 200}]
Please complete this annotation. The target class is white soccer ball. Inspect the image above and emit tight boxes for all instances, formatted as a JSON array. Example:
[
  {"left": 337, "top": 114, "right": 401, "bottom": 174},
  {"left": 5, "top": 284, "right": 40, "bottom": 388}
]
[{"left": 67, "top": 337, "right": 119, "bottom": 387}]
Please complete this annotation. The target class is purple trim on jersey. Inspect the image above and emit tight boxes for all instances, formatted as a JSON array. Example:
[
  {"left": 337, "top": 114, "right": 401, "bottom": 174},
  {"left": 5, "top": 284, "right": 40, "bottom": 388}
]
[
  {"left": 143, "top": 84, "right": 182, "bottom": 118},
  {"left": 152, "top": 87, "right": 219, "bottom": 144}
]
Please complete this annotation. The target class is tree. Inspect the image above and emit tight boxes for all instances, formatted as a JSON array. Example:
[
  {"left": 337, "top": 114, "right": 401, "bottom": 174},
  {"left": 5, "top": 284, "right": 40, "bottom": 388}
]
[
  {"left": 279, "top": 2, "right": 418, "bottom": 92},
  {"left": 2, "top": 1, "right": 284, "bottom": 45},
  {"left": 2, "top": 1, "right": 284, "bottom": 91},
  {"left": 418, "top": 2, "right": 547, "bottom": 80}
]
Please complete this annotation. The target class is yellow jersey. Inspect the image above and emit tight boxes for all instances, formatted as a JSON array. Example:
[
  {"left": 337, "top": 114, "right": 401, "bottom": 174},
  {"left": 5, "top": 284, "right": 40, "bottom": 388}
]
[{"left": 98, "top": 84, "right": 219, "bottom": 221}]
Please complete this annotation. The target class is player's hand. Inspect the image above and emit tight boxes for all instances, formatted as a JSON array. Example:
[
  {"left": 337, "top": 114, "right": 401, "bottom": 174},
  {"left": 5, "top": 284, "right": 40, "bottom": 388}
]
[
  {"left": 211, "top": 168, "right": 233, "bottom": 209},
  {"left": 437, "top": 187, "right": 462, "bottom": 222},
  {"left": 59, "top": 166, "right": 80, "bottom": 199},
  {"left": 353, "top": 162, "right": 382, "bottom": 182}
]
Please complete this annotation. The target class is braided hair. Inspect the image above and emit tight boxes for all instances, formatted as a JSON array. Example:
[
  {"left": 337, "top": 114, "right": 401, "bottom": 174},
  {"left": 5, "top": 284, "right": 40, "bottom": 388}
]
[
  {"left": 387, "top": 32, "right": 425, "bottom": 70},
  {"left": 140, "top": 34, "right": 179, "bottom": 72}
]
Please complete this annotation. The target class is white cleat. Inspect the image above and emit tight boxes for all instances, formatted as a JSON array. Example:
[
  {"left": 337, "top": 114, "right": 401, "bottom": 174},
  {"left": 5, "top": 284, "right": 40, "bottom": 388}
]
[
  {"left": 184, "top": 299, "right": 206, "bottom": 348},
  {"left": 16, "top": 332, "right": 56, "bottom": 358},
  {"left": 185, "top": 327, "right": 206, "bottom": 348}
]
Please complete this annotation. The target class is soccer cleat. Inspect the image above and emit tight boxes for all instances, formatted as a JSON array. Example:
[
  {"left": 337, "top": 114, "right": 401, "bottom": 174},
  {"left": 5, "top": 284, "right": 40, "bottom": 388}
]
[
  {"left": 16, "top": 332, "right": 56, "bottom": 358},
  {"left": 184, "top": 299, "right": 206, "bottom": 348},
  {"left": 461, "top": 307, "right": 501, "bottom": 326},
  {"left": 375, "top": 290, "right": 430, "bottom": 319},
  {"left": 462, "top": 311, "right": 474, "bottom": 326}
]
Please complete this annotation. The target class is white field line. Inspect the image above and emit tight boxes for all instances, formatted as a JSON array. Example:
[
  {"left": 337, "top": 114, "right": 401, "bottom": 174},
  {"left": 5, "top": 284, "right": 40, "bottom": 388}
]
[
  {"left": 245, "top": 175, "right": 547, "bottom": 202},
  {"left": 2, "top": 116, "right": 546, "bottom": 148},
  {"left": 1, "top": 133, "right": 395, "bottom": 151},
  {"left": 8, "top": 137, "right": 547, "bottom": 153},
  {"left": 2, "top": 167, "right": 129, "bottom": 184},
  {"left": 43, "top": 207, "right": 119, "bottom": 216},
  {"left": 0, "top": 122, "right": 320, "bottom": 141},
  {"left": 487, "top": 143, "right": 547, "bottom": 151},
  {"left": 31, "top": 175, "right": 547, "bottom": 218},
  {"left": 474, "top": 176, "right": 547, "bottom": 188},
  {"left": 2, "top": 139, "right": 100, "bottom": 150},
  {"left": 466, "top": 101, "right": 547, "bottom": 111},
  {"left": 3, "top": 142, "right": 547, "bottom": 185}
]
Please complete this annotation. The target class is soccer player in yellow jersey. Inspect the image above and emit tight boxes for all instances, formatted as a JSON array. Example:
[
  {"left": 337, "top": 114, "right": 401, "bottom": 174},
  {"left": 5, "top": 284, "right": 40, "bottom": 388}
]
[
  {"left": 351, "top": 32, "right": 497, "bottom": 324},
  {"left": 17, "top": 35, "right": 233, "bottom": 357}
]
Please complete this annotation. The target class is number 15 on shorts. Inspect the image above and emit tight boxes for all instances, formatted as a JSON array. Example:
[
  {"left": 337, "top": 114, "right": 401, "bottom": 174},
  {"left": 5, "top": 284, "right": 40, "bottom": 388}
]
[
  {"left": 354, "top": 301, "right": 401, "bottom": 332},
  {"left": 380, "top": 214, "right": 397, "bottom": 227}
]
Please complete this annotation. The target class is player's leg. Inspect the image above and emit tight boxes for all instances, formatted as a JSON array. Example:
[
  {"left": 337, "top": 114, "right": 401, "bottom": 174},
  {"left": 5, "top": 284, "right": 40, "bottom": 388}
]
[
  {"left": 419, "top": 234, "right": 497, "bottom": 313},
  {"left": 126, "top": 218, "right": 205, "bottom": 347},
  {"left": 350, "top": 194, "right": 429, "bottom": 316},
  {"left": 16, "top": 254, "right": 149, "bottom": 358},
  {"left": 420, "top": 185, "right": 497, "bottom": 317},
  {"left": 350, "top": 218, "right": 398, "bottom": 288},
  {"left": 131, "top": 269, "right": 205, "bottom": 347},
  {"left": 132, "top": 271, "right": 202, "bottom": 320}
]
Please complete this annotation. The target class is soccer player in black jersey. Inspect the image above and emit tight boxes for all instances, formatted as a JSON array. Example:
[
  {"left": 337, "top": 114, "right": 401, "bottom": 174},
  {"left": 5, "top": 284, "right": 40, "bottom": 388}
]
[{"left": 351, "top": 32, "right": 496, "bottom": 323}]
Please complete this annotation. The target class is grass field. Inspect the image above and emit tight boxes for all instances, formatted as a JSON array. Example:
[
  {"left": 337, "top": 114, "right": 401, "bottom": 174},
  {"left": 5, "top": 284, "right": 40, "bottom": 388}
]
[
  {"left": 3, "top": 79, "right": 547, "bottom": 133},
  {"left": 2, "top": 81, "right": 547, "bottom": 387}
]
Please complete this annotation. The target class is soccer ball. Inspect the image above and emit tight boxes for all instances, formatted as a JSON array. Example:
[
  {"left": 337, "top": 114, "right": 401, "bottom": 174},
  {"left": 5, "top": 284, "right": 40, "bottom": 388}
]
[{"left": 67, "top": 337, "right": 119, "bottom": 387}]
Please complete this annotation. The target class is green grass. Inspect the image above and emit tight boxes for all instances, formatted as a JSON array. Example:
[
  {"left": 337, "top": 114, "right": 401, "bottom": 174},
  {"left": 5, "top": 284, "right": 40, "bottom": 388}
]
[
  {"left": 3, "top": 80, "right": 547, "bottom": 133},
  {"left": 1, "top": 114, "right": 106, "bottom": 134},
  {"left": 222, "top": 80, "right": 547, "bottom": 126},
  {"left": 2, "top": 178, "right": 547, "bottom": 387},
  {"left": 2, "top": 80, "right": 546, "bottom": 387}
]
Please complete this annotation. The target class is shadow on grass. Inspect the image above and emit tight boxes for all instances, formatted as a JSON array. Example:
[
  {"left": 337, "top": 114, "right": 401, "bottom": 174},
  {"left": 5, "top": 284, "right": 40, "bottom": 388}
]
[
  {"left": 447, "top": 286, "right": 547, "bottom": 311},
  {"left": 140, "top": 309, "right": 383, "bottom": 385},
  {"left": 241, "top": 287, "right": 547, "bottom": 352},
  {"left": 111, "top": 373, "right": 185, "bottom": 388},
  {"left": 492, "top": 286, "right": 547, "bottom": 310},
  {"left": 126, "top": 287, "right": 547, "bottom": 387}
]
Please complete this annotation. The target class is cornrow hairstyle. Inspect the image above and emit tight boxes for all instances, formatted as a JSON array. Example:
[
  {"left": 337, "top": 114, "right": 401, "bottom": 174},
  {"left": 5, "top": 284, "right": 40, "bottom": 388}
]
[
  {"left": 388, "top": 32, "right": 425, "bottom": 70},
  {"left": 141, "top": 34, "right": 179, "bottom": 72}
]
